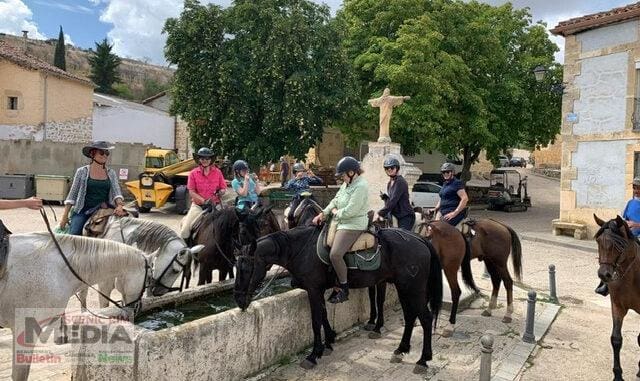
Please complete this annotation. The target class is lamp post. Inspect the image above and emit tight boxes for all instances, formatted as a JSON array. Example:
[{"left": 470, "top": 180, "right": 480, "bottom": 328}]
[{"left": 533, "top": 65, "right": 565, "bottom": 94}]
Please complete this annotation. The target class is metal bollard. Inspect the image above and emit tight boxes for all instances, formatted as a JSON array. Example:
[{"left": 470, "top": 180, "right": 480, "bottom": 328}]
[
  {"left": 522, "top": 290, "right": 537, "bottom": 343},
  {"left": 548, "top": 264, "right": 558, "bottom": 303},
  {"left": 479, "top": 334, "right": 494, "bottom": 381}
]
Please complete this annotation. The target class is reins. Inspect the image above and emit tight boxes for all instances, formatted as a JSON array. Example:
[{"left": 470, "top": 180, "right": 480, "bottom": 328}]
[{"left": 39, "top": 208, "right": 149, "bottom": 315}]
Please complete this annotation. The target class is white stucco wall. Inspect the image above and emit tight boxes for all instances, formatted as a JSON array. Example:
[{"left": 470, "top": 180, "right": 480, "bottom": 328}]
[
  {"left": 93, "top": 105, "right": 174, "bottom": 148},
  {"left": 571, "top": 140, "right": 635, "bottom": 209},
  {"left": 578, "top": 20, "right": 639, "bottom": 53},
  {"left": 573, "top": 52, "right": 628, "bottom": 136}
]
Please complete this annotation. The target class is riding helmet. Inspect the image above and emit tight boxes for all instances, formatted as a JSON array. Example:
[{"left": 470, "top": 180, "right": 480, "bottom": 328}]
[
  {"left": 196, "top": 147, "right": 214, "bottom": 158},
  {"left": 292, "top": 163, "right": 306, "bottom": 173},
  {"left": 233, "top": 160, "right": 249, "bottom": 173},
  {"left": 440, "top": 162, "right": 456, "bottom": 173},
  {"left": 335, "top": 156, "right": 360, "bottom": 177},
  {"left": 383, "top": 156, "right": 400, "bottom": 170}
]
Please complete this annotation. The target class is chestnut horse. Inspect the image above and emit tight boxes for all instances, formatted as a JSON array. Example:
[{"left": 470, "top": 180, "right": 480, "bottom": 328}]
[
  {"left": 460, "top": 218, "right": 522, "bottom": 323},
  {"left": 594, "top": 214, "right": 640, "bottom": 381}
]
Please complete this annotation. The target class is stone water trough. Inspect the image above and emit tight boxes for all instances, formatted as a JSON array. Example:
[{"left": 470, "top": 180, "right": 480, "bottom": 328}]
[{"left": 72, "top": 271, "right": 399, "bottom": 381}]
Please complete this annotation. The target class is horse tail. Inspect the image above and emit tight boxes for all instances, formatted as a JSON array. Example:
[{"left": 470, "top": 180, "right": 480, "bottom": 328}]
[
  {"left": 459, "top": 230, "right": 480, "bottom": 293},
  {"left": 423, "top": 239, "right": 443, "bottom": 330},
  {"left": 504, "top": 224, "right": 523, "bottom": 282}
]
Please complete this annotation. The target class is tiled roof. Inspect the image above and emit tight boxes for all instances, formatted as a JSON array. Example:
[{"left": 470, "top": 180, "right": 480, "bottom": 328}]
[
  {"left": 551, "top": 2, "right": 640, "bottom": 36},
  {"left": 0, "top": 40, "right": 93, "bottom": 86}
]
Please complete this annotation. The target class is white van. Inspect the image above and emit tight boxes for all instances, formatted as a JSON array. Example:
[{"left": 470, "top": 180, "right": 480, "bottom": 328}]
[{"left": 411, "top": 181, "right": 442, "bottom": 209}]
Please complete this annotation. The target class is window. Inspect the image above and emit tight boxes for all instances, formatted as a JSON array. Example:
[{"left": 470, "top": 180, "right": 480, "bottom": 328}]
[
  {"left": 635, "top": 152, "right": 640, "bottom": 179},
  {"left": 634, "top": 68, "right": 640, "bottom": 130},
  {"left": 7, "top": 96, "right": 17, "bottom": 110}
]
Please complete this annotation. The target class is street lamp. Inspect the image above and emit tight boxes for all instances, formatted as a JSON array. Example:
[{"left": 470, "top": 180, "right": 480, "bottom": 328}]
[{"left": 533, "top": 65, "right": 564, "bottom": 94}]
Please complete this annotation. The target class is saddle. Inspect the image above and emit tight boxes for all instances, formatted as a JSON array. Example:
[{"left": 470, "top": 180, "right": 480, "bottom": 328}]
[
  {"left": 0, "top": 219, "right": 11, "bottom": 279},
  {"left": 84, "top": 206, "right": 116, "bottom": 237},
  {"left": 317, "top": 219, "right": 381, "bottom": 271},
  {"left": 285, "top": 197, "right": 322, "bottom": 222}
]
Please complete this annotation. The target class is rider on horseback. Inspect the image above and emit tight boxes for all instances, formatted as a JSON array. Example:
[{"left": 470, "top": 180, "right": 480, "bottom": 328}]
[
  {"left": 373, "top": 156, "right": 414, "bottom": 230},
  {"left": 312, "top": 156, "right": 369, "bottom": 303},
  {"left": 180, "top": 147, "right": 227, "bottom": 240},
  {"left": 232, "top": 160, "right": 262, "bottom": 210},
  {"left": 429, "top": 162, "right": 469, "bottom": 226},
  {"left": 284, "top": 162, "right": 323, "bottom": 226}
]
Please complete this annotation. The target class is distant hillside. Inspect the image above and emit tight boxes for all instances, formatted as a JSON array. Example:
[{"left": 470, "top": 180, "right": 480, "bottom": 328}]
[{"left": 0, "top": 33, "right": 173, "bottom": 101}]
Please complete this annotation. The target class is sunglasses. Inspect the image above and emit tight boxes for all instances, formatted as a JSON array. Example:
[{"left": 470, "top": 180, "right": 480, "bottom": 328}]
[
  {"left": 441, "top": 170, "right": 452, "bottom": 174},
  {"left": 95, "top": 149, "right": 110, "bottom": 157},
  {"left": 199, "top": 157, "right": 212, "bottom": 160},
  {"left": 384, "top": 167, "right": 396, "bottom": 171}
]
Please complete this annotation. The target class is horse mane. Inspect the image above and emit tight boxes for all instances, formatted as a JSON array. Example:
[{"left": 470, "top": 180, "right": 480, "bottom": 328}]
[
  {"left": 595, "top": 220, "right": 631, "bottom": 253},
  {"left": 32, "top": 233, "right": 145, "bottom": 277},
  {"left": 119, "top": 217, "right": 182, "bottom": 253}
]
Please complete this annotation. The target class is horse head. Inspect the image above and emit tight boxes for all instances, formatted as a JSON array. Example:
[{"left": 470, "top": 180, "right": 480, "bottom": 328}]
[
  {"left": 594, "top": 214, "right": 637, "bottom": 283},
  {"left": 234, "top": 234, "right": 280, "bottom": 310},
  {"left": 149, "top": 242, "right": 205, "bottom": 296}
]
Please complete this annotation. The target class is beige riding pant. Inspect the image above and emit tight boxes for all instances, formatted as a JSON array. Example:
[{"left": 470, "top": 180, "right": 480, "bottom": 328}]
[
  {"left": 330, "top": 229, "right": 362, "bottom": 284},
  {"left": 180, "top": 203, "right": 204, "bottom": 239}
]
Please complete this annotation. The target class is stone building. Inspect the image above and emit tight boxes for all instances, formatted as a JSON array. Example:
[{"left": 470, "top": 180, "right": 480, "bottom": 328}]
[
  {"left": 142, "top": 91, "right": 191, "bottom": 159},
  {"left": 0, "top": 40, "right": 93, "bottom": 143},
  {"left": 551, "top": 3, "right": 640, "bottom": 238}
]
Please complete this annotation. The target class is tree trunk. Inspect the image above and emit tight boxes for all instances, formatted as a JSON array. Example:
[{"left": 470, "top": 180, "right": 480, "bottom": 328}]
[{"left": 460, "top": 146, "right": 480, "bottom": 183}]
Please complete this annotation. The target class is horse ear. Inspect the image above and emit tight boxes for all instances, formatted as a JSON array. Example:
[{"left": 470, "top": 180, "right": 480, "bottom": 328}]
[
  {"left": 189, "top": 244, "right": 205, "bottom": 254},
  {"left": 593, "top": 214, "right": 606, "bottom": 227},
  {"left": 615, "top": 215, "right": 626, "bottom": 227}
]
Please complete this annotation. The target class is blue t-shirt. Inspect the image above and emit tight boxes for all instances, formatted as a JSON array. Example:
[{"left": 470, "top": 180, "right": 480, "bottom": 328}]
[
  {"left": 439, "top": 178, "right": 464, "bottom": 214},
  {"left": 232, "top": 177, "right": 258, "bottom": 209},
  {"left": 622, "top": 198, "right": 640, "bottom": 237}
]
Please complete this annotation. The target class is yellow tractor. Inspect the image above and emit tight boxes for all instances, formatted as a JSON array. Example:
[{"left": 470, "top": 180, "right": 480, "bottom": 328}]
[{"left": 125, "top": 149, "right": 196, "bottom": 213}]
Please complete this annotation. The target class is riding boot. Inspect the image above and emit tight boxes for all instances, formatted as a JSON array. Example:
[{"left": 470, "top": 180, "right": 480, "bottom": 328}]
[
  {"left": 595, "top": 281, "right": 609, "bottom": 297},
  {"left": 329, "top": 283, "right": 349, "bottom": 304}
]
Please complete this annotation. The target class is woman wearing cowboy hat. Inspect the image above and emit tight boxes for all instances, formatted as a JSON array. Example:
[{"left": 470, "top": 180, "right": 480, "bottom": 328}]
[{"left": 59, "top": 141, "right": 127, "bottom": 235}]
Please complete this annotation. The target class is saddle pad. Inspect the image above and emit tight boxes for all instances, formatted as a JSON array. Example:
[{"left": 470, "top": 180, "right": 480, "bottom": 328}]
[
  {"left": 326, "top": 220, "right": 375, "bottom": 252},
  {"left": 317, "top": 224, "right": 381, "bottom": 271}
]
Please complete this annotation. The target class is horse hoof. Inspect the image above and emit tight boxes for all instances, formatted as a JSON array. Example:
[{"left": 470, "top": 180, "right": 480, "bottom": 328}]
[
  {"left": 390, "top": 353, "right": 404, "bottom": 363},
  {"left": 441, "top": 328, "right": 454, "bottom": 338},
  {"left": 323, "top": 347, "right": 333, "bottom": 356},
  {"left": 502, "top": 316, "right": 512, "bottom": 324},
  {"left": 363, "top": 323, "right": 376, "bottom": 331},
  {"left": 481, "top": 309, "right": 492, "bottom": 317},
  {"left": 300, "top": 359, "right": 316, "bottom": 370},
  {"left": 413, "top": 364, "right": 429, "bottom": 374},
  {"left": 368, "top": 331, "right": 382, "bottom": 339},
  {"left": 54, "top": 336, "right": 68, "bottom": 345}
]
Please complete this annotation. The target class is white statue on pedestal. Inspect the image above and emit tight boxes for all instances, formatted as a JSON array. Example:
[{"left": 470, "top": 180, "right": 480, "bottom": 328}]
[{"left": 368, "top": 88, "right": 411, "bottom": 143}]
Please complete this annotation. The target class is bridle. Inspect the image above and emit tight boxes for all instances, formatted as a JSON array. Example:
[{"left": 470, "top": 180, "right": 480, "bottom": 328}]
[
  {"left": 149, "top": 239, "right": 192, "bottom": 293},
  {"left": 598, "top": 231, "right": 639, "bottom": 282}
]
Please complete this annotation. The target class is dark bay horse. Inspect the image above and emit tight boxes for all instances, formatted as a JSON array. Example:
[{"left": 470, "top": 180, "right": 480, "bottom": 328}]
[
  {"left": 191, "top": 206, "right": 281, "bottom": 285},
  {"left": 418, "top": 220, "right": 479, "bottom": 336},
  {"left": 460, "top": 218, "right": 522, "bottom": 323},
  {"left": 285, "top": 195, "right": 323, "bottom": 229},
  {"left": 594, "top": 214, "right": 640, "bottom": 381},
  {"left": 234, "top": 226, "right": 443, "bottom": 373}
]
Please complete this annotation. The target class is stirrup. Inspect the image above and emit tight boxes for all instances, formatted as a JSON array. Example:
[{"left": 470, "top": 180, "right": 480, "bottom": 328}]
[{"left": 328, "top": 289, "right": 349, "bottom": 304}]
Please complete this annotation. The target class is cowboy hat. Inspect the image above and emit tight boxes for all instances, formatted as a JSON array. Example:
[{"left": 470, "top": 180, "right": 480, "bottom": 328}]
[{"left": 82, "top": 141, "right": 115, "bottom": 158}]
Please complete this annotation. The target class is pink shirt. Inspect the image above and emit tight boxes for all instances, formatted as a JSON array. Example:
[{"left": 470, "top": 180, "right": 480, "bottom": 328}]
[{"left": 187, "top": 166, "right": 226, "bottom": 205}]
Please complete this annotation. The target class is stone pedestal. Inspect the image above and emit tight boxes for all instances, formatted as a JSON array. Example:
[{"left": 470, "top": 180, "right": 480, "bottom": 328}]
[{"left": 361, "top": 142, "right": 422, "bottom": 211}]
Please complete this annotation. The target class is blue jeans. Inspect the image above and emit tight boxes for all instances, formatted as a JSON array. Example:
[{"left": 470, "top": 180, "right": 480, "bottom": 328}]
[
  {"left": 441, "top": 209, "right": 465, "bottom": 226},
  {"left": 69, "top": 208, "right": 91, "bottom": 235}
]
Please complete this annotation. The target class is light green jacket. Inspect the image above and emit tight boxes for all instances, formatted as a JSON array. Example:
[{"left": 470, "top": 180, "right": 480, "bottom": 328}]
[{"left": 323, "top": 176, "right": 369, "bottom": 231}]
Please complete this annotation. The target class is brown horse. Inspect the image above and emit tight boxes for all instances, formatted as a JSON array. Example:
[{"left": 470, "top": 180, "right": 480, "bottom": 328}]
[
  {"left": 460, "top": 218, "right": 522, "bottom": 323},
  {"left": 417, "top": 219, "right": 479, "bottom": 336},
  {"left": 594, "top": 214, "right": 640, "bottom": 381}
]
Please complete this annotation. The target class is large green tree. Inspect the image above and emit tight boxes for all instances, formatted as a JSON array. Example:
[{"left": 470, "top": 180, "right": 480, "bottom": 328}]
[
  {"left": 53, "top": 26, "right": 66, "bottom": 71},
  {"left": 164, "top": 0, "right": 356, "bottom": 166},
  {"left": 88, "top": 38, "right": 122, "bottom": 94},
  {"left": 339, "top": 0, "right": 561, "bottom": 180}
]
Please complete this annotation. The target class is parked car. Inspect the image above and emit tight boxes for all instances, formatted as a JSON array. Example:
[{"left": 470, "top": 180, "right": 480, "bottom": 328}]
[
  {"left": 498, "top": 155, "right": 509, "bottom": 167},
  {"left": 411, "top": 181, "right": 442, "bottom": 209},
  {"left": 509, "top": 156, "right": 526, "bottom": 167}
]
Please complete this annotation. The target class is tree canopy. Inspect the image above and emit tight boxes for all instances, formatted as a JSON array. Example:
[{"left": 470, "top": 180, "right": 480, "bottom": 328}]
[
  {"left": 164, "top": 0, "right": 356, "bottom": 167},
  {"left": 338, "top": 0, "right": 561, "bottom": 179},
  {"left": 88, "top": 38, "right": 122, "bottom": 94},
  {"left": 53, "top": 26, "right": 66, "bottom": 71}
]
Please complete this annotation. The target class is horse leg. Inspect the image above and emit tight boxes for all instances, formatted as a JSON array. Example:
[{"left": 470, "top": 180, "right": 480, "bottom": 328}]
[
  {"left": 218, "top": 269, "right": 227, "bottom": 282},
  {"left": 300, "top": 290, "right": 326, "bottom": 369},
  {"left": 495, "top": 264, "right": 514, "bottom": 323},
  {"left": 78, "top": 286, "right": 88, "bottom": 311},
  {"left": 12, "top": 329, "right": 33, "bottom": 381},
  {"left": 371, "top": 282, "right": 386, "bottom": 338},
  {"left": 611, "top": 305, "right": 626, "bottom": 381},
  {"left": 481, "top": 261, "right": 501, "bottom": 317},
  {"left": 363, "top": 286, "right": 377, "bottom": 331},
  {"left": 321, "top": 303, "right": 336, "bottom": 355},
  {"left": 415, "top": 294, "right": 434, "bottom": 374},
  {"left": 443, "top": 267, "right": 460, "bottom": 337},
  {"left": 391, "top": 291, "right": 415, "bottom": 363},
  {"left": 98, "top": 278, "right": 115, "bottom": 309}
]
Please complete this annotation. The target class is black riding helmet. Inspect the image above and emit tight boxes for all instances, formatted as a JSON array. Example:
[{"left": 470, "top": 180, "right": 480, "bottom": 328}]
[
  {"left": 383, "top": 156, "right": 400, "bottom": 170},
  {"left": 335, "top": 156, "right": 360, "bottom": 177},
  {"left": 233, "top": 160, "right": 249, "bottom": 174},
  {"left": 194, "top": 147, "right": 214, "bottom": 160}
]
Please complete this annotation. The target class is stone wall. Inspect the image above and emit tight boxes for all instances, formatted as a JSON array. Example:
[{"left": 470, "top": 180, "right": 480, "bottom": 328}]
[
  {"left": 45, "top": 116, "right": 92, "bottom": 143},
  {"left": 532, "top": 135, "right": 562, "bottom": 169},
  {"left": 557, "top": 19, "right": 640, "bottom": 238},
  {"left": 175, "top": 116, "right": 190, "bottom": 160}
]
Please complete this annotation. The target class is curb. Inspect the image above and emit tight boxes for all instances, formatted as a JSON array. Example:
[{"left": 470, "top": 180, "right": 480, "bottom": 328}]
[{"left": 520, "top": 233, "right": 596, "bottom": 253}]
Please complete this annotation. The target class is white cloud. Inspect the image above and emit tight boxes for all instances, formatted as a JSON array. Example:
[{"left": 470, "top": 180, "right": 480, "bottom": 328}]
[
  {"left": 0, "top": 0, "right": 46, "bottom": 40},
  {"left": 64, "top": 33, "right": 75, "bottom": 46},
  {"left": 34, "top": 1, "right": 93, "bottom": 14}
]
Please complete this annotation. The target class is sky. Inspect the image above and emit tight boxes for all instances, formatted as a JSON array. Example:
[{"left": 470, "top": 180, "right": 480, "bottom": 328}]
[{"left": 0, "top": 0, "right": 634, "bottom": 65}]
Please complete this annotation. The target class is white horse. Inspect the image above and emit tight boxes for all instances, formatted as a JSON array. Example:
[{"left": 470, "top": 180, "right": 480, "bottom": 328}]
[
  {"left": 78, "top": 216, "right": 204, "bottom": 309},
  {"left": 0, "top": 232, "right": 152, "bottom": 381}
]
